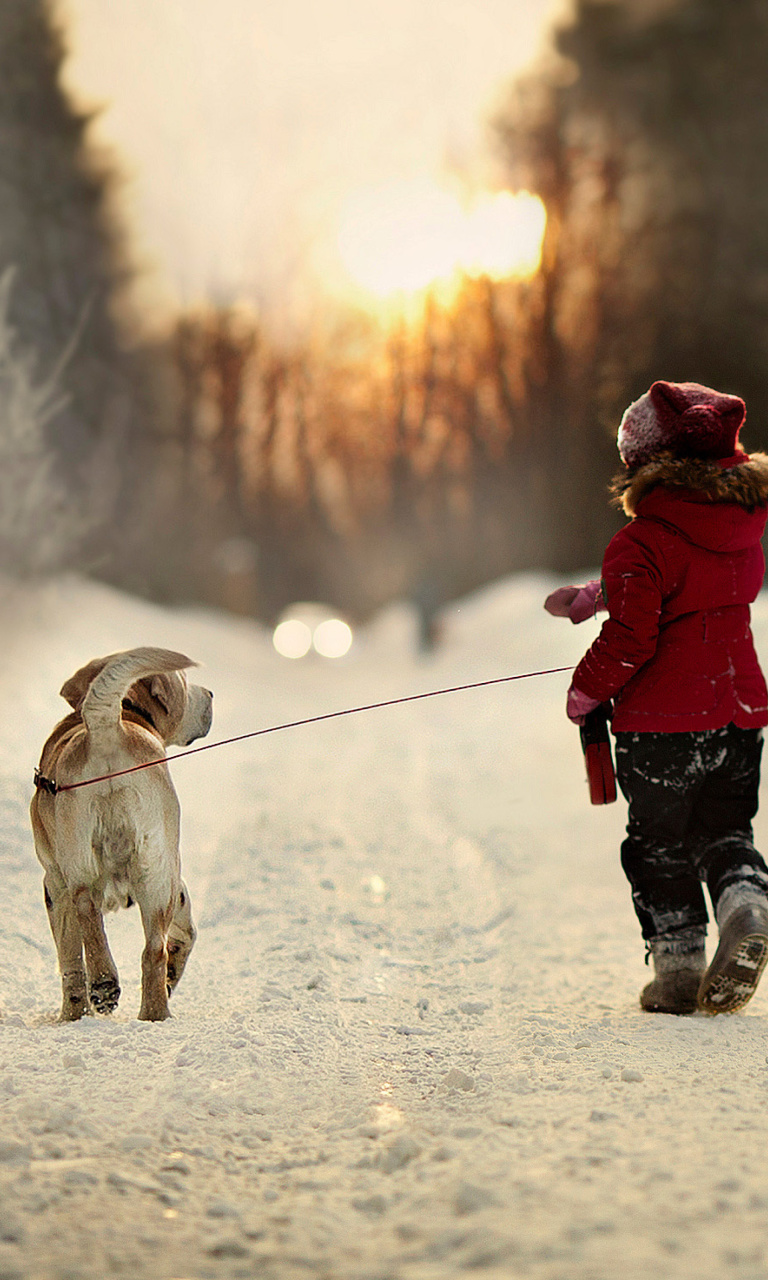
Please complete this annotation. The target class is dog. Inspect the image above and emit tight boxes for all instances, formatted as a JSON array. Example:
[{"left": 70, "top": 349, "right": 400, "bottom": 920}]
[{"left": 30, "top": 647, "right": 213, "bottom": 1022}]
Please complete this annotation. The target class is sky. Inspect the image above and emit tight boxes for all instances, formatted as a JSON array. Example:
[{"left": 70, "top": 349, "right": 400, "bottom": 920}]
[{"left": 57, "top": 0, "right": 567, "bottom": 329}]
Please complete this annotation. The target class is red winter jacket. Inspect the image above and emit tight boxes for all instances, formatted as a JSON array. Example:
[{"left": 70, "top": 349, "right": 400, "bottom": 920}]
[{"left": 572, "top": 452, "right": 768, "bottom": 732}]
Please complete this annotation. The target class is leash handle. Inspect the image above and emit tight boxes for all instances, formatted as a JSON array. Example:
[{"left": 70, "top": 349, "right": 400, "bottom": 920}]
[{"left": 579, "top": 704, "right": 616, "bottom": 805}]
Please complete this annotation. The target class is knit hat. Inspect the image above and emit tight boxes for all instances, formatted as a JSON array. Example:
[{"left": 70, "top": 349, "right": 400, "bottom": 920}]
[{"left": 617, "top": 380, "right": 747, "bottom": 470}]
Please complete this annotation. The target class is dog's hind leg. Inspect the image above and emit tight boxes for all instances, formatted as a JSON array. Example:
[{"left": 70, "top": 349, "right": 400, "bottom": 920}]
[
  {"left": 72, "top": 886, "right": 121, "bottom": 1014},
  {"left": 43, "top": 871, "right": 90, "bottom": 1021},
  {"left": 138, "top": 904, "right": 172, "bottom": 1021},
  {"left": 166, "top": 880, "right": 196, "bottom": 996}
]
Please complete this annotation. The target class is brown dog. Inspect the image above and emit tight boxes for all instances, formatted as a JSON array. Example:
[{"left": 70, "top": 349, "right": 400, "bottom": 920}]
[{"left": 31, "top": 647, "right": 213, "bottom": 1021}]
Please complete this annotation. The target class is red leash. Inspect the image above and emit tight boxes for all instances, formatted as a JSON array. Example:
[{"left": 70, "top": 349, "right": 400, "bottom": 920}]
[{"left": 34, "top": 664, "right": 574, "bottom": 796}]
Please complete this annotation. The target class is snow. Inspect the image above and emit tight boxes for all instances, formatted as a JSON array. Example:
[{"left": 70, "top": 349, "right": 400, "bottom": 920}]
[{"left": 3, "top": 570, "right": 768, "bottom": 1279}]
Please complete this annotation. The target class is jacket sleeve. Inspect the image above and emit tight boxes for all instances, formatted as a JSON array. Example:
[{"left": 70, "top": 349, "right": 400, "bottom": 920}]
[{"left": 571, "top": 524, "right": 666, "bottom": 703}]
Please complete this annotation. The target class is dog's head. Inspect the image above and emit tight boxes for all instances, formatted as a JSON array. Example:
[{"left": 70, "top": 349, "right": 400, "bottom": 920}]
[
  {"left": 60, "top": 657, "right": 213, "bottom": 747},
  {"left": 141, "top": 671, "right": 214, "bottom": 746}
]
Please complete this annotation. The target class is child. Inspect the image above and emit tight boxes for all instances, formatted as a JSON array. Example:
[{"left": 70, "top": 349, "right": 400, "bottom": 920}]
[{"left": 547, "top": 380, "right": 768, "bottom": 1015}]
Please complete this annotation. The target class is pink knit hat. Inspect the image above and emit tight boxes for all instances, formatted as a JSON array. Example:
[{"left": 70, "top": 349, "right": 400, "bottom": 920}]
[{"left": 617, "top": 380, "right": 747, "bottom": 470}]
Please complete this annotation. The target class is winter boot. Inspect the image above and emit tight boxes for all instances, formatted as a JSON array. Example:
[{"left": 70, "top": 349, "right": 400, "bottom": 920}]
[
  {"left": 640, "top": 930, "right": 707, "bottom": 1015},
  {"left": 698, "top": 889, "right": 768, "bottom": 1014}
]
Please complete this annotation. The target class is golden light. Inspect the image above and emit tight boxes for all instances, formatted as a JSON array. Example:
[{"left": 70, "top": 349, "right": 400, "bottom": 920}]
[
  {"left": 461, "top": 191, "right": 546, "bottom": 281},
  {"left": 337, "top": 182, "right": 546, "bottom": 300},
  {"left": 338, "top": 181, "right": 463, "bottom": 296}
]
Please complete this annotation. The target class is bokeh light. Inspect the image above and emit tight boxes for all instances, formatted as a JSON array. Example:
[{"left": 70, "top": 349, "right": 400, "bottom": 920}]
[
  {"left": 313, "top": 618, "right": 353, "bottom": 658},
  {"left": 273, "top": 618, "right": 313, "bottom": 659},
  {"left": 273, "top": 606, "right": 354, "bottom": 660}
]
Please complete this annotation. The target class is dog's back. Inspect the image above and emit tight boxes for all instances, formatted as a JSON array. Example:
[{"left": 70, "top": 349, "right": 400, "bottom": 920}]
[
  {"left": 31, "top": 646, "right": 210, "bottom": 1021},
  {"left": 34, "top": 649, "right": 196, "bottom": 905}
]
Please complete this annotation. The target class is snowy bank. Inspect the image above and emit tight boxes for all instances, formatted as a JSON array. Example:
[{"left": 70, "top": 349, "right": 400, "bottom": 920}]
[{"left": 2, "top": 572, "right": 768, "bottom": 1279}]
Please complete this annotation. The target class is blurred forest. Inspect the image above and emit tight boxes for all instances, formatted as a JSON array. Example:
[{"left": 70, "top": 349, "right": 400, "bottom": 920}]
[
  {"left": 0, "top": 0, "right": 156, "bottom": 578},
  {"left": 3, "top": 0, "right": 768, "bottom": 628}
]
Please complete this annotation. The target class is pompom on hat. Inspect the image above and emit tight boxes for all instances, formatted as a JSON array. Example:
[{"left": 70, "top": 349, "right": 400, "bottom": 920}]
[{"left": 617, "top": 380, "right": 747, "bottom": 470}]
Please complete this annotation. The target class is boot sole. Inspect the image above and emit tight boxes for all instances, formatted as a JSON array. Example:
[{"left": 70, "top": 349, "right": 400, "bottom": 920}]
[
  {"left": 698, "top": 933, "right": 768, "bottom": 1014},
  {"left": 640, "top": 991, "right": 698, "bottom": 1015}
]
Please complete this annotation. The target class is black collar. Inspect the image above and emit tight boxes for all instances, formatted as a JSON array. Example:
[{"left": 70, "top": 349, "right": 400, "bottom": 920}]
[
  {"left": 34, "top": 768, "right": 59, "bottom": 795},
  {"left": 121, "top": 698, "right": 158, "bottom": 732}
]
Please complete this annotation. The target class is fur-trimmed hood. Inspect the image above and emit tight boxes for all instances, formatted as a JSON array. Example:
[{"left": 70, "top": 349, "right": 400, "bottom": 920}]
[{"left": 612, "top": 451, "right": 768, "bottom": 517}]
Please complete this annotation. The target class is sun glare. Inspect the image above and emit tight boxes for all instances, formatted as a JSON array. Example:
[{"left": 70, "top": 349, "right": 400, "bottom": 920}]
[{"left": 337, "top": 182, "right": 546, "bottom": 300}]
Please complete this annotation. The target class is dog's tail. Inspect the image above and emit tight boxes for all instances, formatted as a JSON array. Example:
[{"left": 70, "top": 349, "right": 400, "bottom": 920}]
[{"left": 81, "top": 647, "right": 196, "bottom": 739}]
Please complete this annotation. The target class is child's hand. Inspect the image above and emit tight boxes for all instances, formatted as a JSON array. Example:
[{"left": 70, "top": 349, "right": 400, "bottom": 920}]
[
  {"left": 544, "top": 581, "right": 605, "bottom": 624},
  {"left": 544, "top": 585, "right": 579, "bottom": 617},
  {"left": 566, "top": 684, "right": 603, "bottom": 724}
]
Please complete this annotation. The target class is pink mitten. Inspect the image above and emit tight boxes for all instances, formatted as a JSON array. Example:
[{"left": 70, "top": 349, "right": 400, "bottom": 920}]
[
  {"left": 566, "top": 684, "right": 602, "bottom": 725},
  {"left": 544, "top": 585, "right": 579, "bottom": 617},
  {"left": 544, "top": 580, "right": 605, "bottom": 624},
  {"left": 569, "top": 580, "right": 606, "bottom": 623}
]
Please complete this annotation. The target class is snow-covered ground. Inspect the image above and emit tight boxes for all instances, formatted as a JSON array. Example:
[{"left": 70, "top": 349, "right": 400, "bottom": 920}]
[{"left": 3, "top": 570, "right": 768, "bottom": 1280}]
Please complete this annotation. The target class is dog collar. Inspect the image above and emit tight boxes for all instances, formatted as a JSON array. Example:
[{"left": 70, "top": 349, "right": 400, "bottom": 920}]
[
  {"left": 34, "top": 769, "right": 59, "bottom": 795},
  {"left": 121, "top": 698, "right": 158, "bottom": 732}
]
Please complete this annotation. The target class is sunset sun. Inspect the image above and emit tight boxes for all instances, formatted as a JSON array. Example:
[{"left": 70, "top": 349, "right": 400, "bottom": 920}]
[{"left": 337, "top": 181, "right": 546, "bottom": 300}]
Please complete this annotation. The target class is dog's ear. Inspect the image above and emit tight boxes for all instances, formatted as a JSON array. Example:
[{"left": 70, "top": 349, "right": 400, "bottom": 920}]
[
  {"left": 149, "top": 673, "right": 176, "bottom": 714},
  {"left": 59, "top": 656, "right": 111, "bottom": 710}
]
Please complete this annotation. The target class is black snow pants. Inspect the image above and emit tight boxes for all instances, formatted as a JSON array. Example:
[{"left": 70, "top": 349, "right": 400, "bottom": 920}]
[{"left": 614, "top": 723, "right": 768, "bottom": 942}]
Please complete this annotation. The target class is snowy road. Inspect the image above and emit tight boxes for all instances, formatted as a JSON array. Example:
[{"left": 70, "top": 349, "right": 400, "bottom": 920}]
[{"left": 3, "top": 573, "right": 768, "bottom": 1280}]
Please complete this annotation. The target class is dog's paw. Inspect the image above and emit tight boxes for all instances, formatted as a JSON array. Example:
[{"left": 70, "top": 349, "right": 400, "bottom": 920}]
[
  {"left": 59, "top": 993, "right": 91, "bottom": 1021},
  {"left": 89, "top": 976, "right": 121, "bottom": 1014}
]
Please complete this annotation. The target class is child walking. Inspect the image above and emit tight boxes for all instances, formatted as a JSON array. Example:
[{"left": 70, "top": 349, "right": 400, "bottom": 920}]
[{"left": 547, "top": 380, "right": 768, "bottom": 1015}]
